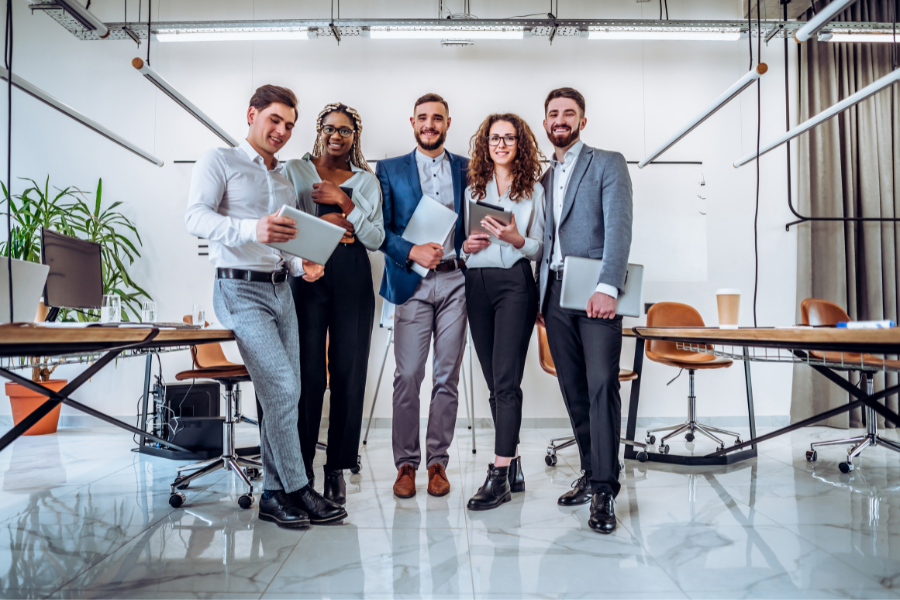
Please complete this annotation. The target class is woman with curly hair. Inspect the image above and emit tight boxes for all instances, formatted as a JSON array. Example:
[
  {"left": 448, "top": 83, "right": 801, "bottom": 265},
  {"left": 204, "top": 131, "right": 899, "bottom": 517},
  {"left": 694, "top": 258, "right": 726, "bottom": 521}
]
[
  {"left": 283, "top": 103, "right": 384, "bottom": 505},
  {"left": 462, "top": 113, "right": 546, "bottom": 511}
]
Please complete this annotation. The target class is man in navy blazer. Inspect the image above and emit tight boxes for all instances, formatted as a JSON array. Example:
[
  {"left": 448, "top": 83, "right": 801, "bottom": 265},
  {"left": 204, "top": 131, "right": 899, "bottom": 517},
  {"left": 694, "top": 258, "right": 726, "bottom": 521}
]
[{"left": 376, "top": 93, "right": 469, "bottom": 499}]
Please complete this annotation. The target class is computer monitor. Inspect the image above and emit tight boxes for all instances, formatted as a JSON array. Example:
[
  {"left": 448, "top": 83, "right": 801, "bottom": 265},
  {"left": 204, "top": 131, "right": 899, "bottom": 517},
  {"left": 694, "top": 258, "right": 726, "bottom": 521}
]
[{"left": 41, "top": 228, "right": 102, "bottom": 309}]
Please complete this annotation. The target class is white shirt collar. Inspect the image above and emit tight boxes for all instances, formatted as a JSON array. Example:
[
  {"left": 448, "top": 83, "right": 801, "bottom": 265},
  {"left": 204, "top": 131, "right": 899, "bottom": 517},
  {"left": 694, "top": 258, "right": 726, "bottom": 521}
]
[
  {"left": 302, "top": 152, "right": 363, "bottom": 173},
  {"left": 240, "top": 139, "right": 284, "bottom": 173},
  {"left": 551, "top": 139, "right": 584, "bottom": 168},
  {"left": 416, "top": 149, "right": 448, "bottom": 166}
]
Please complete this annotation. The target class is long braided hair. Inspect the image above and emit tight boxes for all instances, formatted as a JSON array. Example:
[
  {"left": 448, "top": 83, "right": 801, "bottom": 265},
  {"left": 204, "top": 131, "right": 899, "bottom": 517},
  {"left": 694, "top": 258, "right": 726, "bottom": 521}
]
[{"left": 311, "top": 102, "right": 373, "bottom": 174}]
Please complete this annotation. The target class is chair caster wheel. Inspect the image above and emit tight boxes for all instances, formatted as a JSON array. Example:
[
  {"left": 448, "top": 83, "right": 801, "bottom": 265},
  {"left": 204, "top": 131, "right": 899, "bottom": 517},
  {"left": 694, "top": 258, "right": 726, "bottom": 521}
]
[
  {"left": 717, "top": 445, "right": 725, "bottom": 453},
  {"left": 174, "top": 476, "right": 189, "bottom": 490},
  {"left": 839, "top": 462, "right": 854, "bottom": 474},
  {"left": 806, "top": 450, "right": 817, "bottom": 462},
  {"left": 685, "top": 433, "right": 695, "bottom": 442},
  {"left": 545, "top": 454, "right": 558, "bottom": 467},
  {"left": 637, "top": 451, "right": 649, "bottom": 462},
  {"left": 244, "top": 467, "right": 262, "bottom": 480},
  {"left": 658, "top": 444, "right": 670, "bottom": 455},
  {"left": 169, "top": 492, "right": 186, "bottom": 508},
  {"left": 238, "top": 494, "right": 254, "bottom": 509},
  {"left": 472, "top": 449, "right": 476, "bottom": 455},
  {"left": 734, "top": 439, "right": 743, "bottom": 446},
  {"left": 350, "top": 459, "right": 362, "bottom": 475},
  {"left": 362, "top": 440, "right": 367, "bottom": 446},
  {"left": 646, "top": 435, "right": 656, "bottom": 445}
]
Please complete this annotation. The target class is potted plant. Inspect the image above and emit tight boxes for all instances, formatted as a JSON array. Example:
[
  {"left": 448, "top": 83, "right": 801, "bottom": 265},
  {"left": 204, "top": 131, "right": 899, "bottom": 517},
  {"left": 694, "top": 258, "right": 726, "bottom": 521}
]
[{"left": 1, "top": 177, "right": 150, "bottom": 434}]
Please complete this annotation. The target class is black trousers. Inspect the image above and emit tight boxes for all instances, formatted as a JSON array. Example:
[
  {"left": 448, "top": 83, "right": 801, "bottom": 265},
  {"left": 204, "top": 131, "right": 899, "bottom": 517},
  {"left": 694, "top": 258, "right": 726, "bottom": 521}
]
[
  {"left": 465, "top": 259, "right": 538, "bottom": 457},
  {"left": 544, "top": 278, "right": 623, "bottom": 496},
  {"left": 289, "top": 240, "right": 375, "bottom": 474}
]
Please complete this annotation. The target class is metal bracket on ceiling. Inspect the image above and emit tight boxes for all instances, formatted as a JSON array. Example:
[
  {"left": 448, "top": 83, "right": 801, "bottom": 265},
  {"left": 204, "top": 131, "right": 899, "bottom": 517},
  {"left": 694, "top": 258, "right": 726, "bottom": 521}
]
[
  {"left": 123, "top": 26, "right": 141, "bottom": 46},
  {"left": 330, "top": 22, "right": 342, "bottom": 44},
  {"left": 548, "top": 12, "right": 558, "bottom": 45}
]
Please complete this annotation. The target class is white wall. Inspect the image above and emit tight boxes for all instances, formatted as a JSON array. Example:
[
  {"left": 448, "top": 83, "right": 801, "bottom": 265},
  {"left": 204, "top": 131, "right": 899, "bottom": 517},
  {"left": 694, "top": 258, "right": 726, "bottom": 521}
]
[{"left": 0, "top": 0, "right": 799, "bottom": 427}]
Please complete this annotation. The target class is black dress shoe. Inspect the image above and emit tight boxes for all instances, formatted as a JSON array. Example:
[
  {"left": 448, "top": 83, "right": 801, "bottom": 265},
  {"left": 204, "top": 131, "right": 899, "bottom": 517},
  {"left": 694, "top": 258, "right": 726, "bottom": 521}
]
[
  {"left": 508, "top": 457, "right": 525, "bottom": 493},
  {"left": 291, "top": 484, "right": 348, "bottom": 524},
  {"left": 323, "top": 469, "right": 347, "bottom": 505},
  {"left": 467, "top": 464, "right": 511, "bottom": 511},
  {"left": 558, "top": 472, "right": 593, "bottom": 506},
  {"left": 258, "top": 490, "right": 310, "bottom": 529},
  {"left": 588, "top": 492, "right": 617, "bottom": 534}
]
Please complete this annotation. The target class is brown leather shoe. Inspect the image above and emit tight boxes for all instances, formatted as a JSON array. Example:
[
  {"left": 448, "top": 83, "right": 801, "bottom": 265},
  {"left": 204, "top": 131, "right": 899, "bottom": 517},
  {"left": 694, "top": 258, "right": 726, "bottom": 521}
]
[
  {"left": 393, "top": 464, "right": 417, "bottom": 498},
  {"left": 427, "top": 463, "right": 451, "bottom": 497}
]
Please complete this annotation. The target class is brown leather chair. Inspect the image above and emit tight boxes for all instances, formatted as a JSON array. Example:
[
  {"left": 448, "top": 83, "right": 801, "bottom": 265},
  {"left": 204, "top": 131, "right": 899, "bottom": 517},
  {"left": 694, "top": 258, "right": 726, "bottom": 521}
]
[
  {"left": 537, "top": 323, "right": 649, "bottom": 465},
  {"left": 167, "top": 316, "right": 263, "bottom": 510},
  {"left": 643, "top": 302, "right": 741, "bottom": 454},
  {"left": 800, "top": 298, "right": 900, "bottom": 472}
]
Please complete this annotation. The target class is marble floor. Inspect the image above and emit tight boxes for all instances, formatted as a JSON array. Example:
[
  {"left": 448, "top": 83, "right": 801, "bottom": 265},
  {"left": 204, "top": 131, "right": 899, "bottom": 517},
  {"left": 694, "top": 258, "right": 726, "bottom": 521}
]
[{"left": 1, "top": 423, "right": 900, "bottom": 599}]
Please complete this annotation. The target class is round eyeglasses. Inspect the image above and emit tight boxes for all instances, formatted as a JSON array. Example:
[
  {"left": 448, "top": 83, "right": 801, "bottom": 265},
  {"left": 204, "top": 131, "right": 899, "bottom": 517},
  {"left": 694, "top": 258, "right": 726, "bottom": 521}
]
[
  {"left": 488, "top": 135, "right": 517, "bottom": 147},
  {"left": 322, "top": 125, "right": 356, "bottom": 138}
]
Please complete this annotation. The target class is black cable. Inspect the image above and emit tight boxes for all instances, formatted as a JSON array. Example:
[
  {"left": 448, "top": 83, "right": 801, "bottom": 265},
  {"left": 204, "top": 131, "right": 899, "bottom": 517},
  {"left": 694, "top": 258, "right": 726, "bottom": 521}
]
[
  {"left": 784, "top": 1, "right": 792, "bottom": 271},
  {"left": 660, "top": 0, "right": 663, "bottom": 20},
  {"left": 753, "top": 0, "right": 761, "bottom": 327},
  {"left": 146, "top": 0, "right": 151, "bottom": 66},
  {"left": 5, "top": 0, "right": 13, "bottom": 324},
  {"left": 748, "top": 0, "right": 753, "bottom": 69},
  {"left": 665, "top": 0, "right": 669, "bottom": 19}
]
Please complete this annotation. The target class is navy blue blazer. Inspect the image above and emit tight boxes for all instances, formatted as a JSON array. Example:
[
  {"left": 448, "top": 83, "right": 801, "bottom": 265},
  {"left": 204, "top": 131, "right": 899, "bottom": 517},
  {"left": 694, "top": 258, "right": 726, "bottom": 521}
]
[{"left": 377, "top": 149, "right": 469, "bottom": 305}]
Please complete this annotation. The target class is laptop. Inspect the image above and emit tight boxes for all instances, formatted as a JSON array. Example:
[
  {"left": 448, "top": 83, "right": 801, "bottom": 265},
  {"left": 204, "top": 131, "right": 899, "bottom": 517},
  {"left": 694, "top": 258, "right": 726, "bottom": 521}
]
[
  {"left": 560, "top": 257, "right": 644, "bottom": 318},
  {"left": 0, "top": 257, "right": 50, "bottom": 324},
  {"left": 266, "top": 205, "right": 346, "bottom": 266}
]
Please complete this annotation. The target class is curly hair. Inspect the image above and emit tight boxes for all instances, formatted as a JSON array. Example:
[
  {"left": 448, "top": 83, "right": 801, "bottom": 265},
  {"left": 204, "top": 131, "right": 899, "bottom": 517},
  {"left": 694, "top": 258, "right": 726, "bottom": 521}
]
[
  {"left": 311, "top": 102, "right": 374, "bottom": 174},
  {"left": 467, "top": 113, "right": 545, "bottom": 203}
]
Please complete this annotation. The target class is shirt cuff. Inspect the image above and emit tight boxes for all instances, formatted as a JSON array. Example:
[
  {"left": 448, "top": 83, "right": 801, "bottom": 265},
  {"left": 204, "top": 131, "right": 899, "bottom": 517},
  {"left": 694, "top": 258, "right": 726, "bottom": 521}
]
[
  {"left": 520, "top": 238, "right": 540, "bottom": 260},
  {"left": 595, "top": 283, "right": 619, "bottom": 299},
  {"left": 240, "top": 219, "right": 259, "bottom": 244},
  {"left": 345, "top": 203, "right": 364, "bottom": 228},
  {"left": 287, "top": 256, "right": 305, "bottom": 277}
]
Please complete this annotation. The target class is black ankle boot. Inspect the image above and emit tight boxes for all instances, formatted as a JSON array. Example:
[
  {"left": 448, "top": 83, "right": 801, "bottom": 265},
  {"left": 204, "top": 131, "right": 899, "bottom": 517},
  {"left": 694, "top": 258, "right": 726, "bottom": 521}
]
[
  {"left": 323, "top": 469, "right": 346, "bottom": 505},
  {"left": 508, "top": 457, "right": 525, "bottom": 493},
  {"left": 258, "top": 490, "right": 310, "bottom": 529},
  {"left": 290, "top": 484, "right": 348, "bottom": 524},
  {"left": 467, "top": 464, "right": 511, "bottom": 511}
]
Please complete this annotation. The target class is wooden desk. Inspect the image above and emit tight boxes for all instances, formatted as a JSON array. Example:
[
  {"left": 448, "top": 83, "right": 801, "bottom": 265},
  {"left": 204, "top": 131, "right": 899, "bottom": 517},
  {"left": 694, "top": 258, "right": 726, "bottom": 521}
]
[
  {"left": 633, "top": 326, "right": 900, "bottom": 460},
  {"left": 0, "top": 326, "right": 235, "bottom": 454}
]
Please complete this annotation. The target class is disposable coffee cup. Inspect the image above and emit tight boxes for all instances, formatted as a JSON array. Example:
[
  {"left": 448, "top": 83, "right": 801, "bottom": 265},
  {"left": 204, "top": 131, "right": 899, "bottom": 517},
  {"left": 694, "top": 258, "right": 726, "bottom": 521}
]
[{"left": 716, "top": 288, "right": 741, "bottom": 329}]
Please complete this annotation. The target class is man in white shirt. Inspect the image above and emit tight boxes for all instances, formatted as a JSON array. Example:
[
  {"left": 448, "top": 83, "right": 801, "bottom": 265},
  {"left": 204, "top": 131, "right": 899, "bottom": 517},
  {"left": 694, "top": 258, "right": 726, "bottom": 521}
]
[
  {"left": 185, "top": 85, "right": 346, "bottom": 529},
  {"left": 536, "top": 88, "right": 633, "bottom": 534}
]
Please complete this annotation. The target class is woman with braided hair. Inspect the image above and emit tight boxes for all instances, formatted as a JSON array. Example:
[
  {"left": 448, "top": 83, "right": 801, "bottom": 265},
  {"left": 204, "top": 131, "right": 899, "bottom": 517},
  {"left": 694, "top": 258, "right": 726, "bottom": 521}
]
[{"left": 283, "top": 103, "right": 384, "bottom": 504}]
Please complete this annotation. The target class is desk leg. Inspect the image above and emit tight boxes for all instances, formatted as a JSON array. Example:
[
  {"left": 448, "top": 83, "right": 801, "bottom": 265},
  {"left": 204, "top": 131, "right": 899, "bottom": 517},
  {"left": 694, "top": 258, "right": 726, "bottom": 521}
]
[
  {"left": 139, "top": 353, "right": 153, "bottom": 447},
  {"left": 624, "top": 340, "right": 645, "bottom": 459},
  {"left": 743, "top": 347, "right": 757, "bottom": 450}
]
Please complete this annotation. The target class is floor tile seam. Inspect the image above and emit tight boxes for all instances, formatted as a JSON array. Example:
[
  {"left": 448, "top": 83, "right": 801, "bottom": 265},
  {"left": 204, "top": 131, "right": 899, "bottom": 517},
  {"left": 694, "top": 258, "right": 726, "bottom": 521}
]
[
  {"left": 258, "top": 527, "right": 309, "bottom": 599},
  {"left": 454, "top": 426, "right": 479, "bottom": 597},
  {"left": 611, "top": 513, "right": 693, "bottom": 599}
]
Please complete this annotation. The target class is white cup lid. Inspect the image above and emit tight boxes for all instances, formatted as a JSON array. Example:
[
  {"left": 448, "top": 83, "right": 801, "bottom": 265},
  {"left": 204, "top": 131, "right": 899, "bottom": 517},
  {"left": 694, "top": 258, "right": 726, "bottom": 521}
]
[{"left": 716, "top": 288, "right": 741, "bottom": 295}]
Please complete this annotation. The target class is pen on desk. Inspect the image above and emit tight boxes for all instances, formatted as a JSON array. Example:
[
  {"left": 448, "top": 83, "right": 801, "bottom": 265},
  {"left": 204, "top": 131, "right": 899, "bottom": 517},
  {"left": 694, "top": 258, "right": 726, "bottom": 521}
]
[{"left": 837, "top": 320, "right": 897, "bottom": 329}]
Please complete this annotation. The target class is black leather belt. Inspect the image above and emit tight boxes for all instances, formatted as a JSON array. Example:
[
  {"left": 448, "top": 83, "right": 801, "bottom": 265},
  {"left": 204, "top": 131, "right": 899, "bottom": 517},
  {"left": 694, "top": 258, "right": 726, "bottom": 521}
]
[
  {"left": 217, "top": 267, "right": 288, "bottom": 284},
  {"left": 434, "top": 259, "right": 466, "bottom": 273}
]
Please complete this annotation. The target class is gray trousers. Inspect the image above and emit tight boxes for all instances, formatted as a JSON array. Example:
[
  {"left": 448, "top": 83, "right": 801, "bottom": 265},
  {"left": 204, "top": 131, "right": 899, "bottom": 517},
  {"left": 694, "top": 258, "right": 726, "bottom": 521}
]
[
  {"left": 213, "top": 278, "right": 309, "bottom": 493},
  {"left": 392, "top": 270, "right": 468, "bottom": 470}
]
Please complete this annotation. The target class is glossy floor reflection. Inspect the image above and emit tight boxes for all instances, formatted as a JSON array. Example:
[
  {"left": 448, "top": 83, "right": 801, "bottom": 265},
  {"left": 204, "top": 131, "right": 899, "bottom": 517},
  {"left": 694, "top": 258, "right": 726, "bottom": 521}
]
[{"left": 1, "top": 424, "right": 900, "bottom": 598}]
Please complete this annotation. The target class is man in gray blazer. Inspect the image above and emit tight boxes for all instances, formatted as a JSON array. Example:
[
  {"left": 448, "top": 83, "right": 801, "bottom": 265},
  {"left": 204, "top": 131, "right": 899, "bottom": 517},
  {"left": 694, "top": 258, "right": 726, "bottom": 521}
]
[{"left": 536, "top": 88, "right": 633, "bottom": 534}]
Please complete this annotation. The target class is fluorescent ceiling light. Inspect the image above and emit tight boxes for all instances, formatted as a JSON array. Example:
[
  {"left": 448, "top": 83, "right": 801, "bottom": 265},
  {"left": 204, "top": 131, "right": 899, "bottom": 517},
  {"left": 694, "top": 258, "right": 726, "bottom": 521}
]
[
  {"left": 54, "top": 0, "right": 109, "bottom": 38},
  {"left": 0, "top": 66, "right": 162, "bottom": 166},
  {"left": 156, "top": 29, "right": 313, "bottom": 42},
  {"left": 370, "top": 29, "right": 523, "bottom": 40},
  {"left": 824, "top": 33, "right": 899, "bottom": 43},
  {"left": 794, "top": 0, "right": 859, "bottom": 42},
  {"left": 640, "top": 63, "right": 767, "bottom": 168},
  {"left": 588, "top": 30, "right": 741, "bottom": 41},
  {"left": 132, "top": 58, "right": 238, "bottom": 147},
  {"left": 734, "top": 67, "right": 900, "bottom": 168}
]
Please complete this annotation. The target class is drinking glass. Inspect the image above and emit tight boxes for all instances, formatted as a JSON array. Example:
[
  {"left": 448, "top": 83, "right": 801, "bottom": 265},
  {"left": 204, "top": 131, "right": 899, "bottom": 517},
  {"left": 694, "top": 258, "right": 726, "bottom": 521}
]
[
  {"left": 141, "top": 301, "right": 157, "bottom": 323},
  {"left": 192, "top": 304, "right": 206, "bottom": 327},
  {"left": 100, "top": 294, "right": 121, "bottom": 324}
]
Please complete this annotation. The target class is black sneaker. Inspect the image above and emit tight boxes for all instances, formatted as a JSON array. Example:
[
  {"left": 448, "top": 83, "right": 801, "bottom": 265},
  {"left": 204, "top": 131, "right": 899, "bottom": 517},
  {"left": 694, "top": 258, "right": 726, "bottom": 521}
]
[
  {"left": 258, "top": 490, "right": 310, "bottom": 529},
  {"left": 291, "top": 484, "right": 348, "bottom": 524},
  {"left": 557, "top": 472, "right": 592, "bottom": 506}
]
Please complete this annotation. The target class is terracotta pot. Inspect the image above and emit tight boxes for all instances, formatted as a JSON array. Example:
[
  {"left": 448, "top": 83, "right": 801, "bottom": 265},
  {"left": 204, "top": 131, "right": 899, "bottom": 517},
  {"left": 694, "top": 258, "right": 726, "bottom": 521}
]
[{"left": 5, "top": 379, "right": 66, "bottom": 435}]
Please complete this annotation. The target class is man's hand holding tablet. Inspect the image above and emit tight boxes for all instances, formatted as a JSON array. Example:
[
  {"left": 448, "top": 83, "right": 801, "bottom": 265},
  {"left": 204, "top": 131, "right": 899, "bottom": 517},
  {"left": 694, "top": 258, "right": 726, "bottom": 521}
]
[{"left": 257, "top": 211, "right": 298, "bottom": 243}]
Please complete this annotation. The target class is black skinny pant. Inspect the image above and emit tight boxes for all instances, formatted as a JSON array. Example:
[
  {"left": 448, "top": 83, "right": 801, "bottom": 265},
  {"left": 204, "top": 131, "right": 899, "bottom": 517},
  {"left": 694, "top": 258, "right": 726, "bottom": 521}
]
[
  {"left": 289, "top": 240, "right": 375, "bottom": 474},
  {"left": 544, "top": 278, "right": 623, "bottom": 497},
  {"left": 465, "top": 259, "right": 538, "bottom": 457}
]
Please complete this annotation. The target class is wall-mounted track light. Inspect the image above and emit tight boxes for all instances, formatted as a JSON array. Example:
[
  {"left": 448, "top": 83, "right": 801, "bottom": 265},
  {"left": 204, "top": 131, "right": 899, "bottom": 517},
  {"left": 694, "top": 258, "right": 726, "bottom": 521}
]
[
  {"left": 823, "top": 32, "right": 899, "bottom": 43},
  {"left": 52, "top": 0, "right": 109, "bottom": 38},
  {"left": 588, "top": 29, "right": 741, "bottom": 41},
  {"left": 639, "top": 64, "right": 767, "bottom": 168},
  {"left": 0, "top": 66, "right": 163, "bottom": 166},
  {"left": 156, "top": 28, "right": 315, "bottom": 42},
  {"left": 794, "top": 0, "right": 860, "bottom": 42},
  {"left": 734, "top": 67, "right": 900, "bottom": 168},
  {"left": 131, "top": 58, "right": 237, "bottom": 147},
  {"left": 369, "top": 27, "right": 524, "bottom": 40}
]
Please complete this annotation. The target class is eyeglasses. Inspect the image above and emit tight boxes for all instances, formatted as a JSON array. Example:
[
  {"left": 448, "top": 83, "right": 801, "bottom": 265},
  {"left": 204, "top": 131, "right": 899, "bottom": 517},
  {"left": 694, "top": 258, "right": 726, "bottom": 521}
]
[
  {"left": 322, "top": 125, "right": 356, "bottom": 138},
  {"left": 488, "top": 134, "right": 517, "bottom": 146}
]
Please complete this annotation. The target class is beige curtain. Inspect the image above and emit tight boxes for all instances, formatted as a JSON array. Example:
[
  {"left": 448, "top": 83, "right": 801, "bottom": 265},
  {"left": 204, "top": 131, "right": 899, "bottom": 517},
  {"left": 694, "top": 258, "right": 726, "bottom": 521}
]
[{"left": 791, "top": 0, "right": 900, "bottom": 428}]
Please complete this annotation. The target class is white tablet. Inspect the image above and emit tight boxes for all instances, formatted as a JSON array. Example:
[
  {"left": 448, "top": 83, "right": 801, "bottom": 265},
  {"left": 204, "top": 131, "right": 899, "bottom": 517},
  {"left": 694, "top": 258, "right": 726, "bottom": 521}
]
[
  {"left": 266, "top": 205, "right": 346, "bottom": 266},
  {"left": 560, "top": 257, "right": 644, "bottom": 318}
]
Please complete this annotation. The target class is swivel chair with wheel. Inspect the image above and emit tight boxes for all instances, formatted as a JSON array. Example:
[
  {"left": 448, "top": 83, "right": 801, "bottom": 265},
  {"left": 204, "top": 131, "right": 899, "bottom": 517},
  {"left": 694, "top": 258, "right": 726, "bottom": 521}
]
[
  {"left": 536, "top": 322, "right": 649, "bottom": 466},
  {"left": 801, "top": 298, "right": 900, "bottom": 473},
  {"left": 168, "top": 317, "right": 263, "bottom": 510},
  {"left": 643, "top": 302, "right": 741, "bottom": 454}
]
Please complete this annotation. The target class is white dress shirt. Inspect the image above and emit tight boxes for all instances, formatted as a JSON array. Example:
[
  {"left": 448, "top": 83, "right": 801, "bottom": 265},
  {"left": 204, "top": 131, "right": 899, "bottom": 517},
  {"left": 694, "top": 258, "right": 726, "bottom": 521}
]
[
  {"left": 185, "top": 140, "right": 305, "bottom": 276},
  {"left": 416, "top": 149, "right": 456, "bottom": 260},
  {"left": 550, "top": 140, "right": 618, "bottom": 299},
  {"left": 283, "top": 154, "right": 385, "bottom": 251},
  {"left": 461, "top": 179, "right": 545, "bottom": 269}
]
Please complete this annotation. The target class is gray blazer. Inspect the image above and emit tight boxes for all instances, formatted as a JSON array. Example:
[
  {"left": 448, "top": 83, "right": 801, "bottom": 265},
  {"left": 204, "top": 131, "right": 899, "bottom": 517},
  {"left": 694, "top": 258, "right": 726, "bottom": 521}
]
[{"left": 536, "top": 143, "right": 634, "bottom": 312}]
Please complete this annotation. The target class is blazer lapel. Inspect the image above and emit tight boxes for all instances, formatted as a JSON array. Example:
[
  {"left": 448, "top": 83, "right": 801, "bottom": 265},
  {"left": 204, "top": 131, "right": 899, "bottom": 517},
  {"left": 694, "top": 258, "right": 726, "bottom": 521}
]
[
  {"left": 559, "top": 146, "right": 592, "bottom": 226},
  {"left": 405, "top": 149, "right": 424, "bottom": 202},
  {"left": 451, "top": 153, "right": 464, "bottom": 215}
]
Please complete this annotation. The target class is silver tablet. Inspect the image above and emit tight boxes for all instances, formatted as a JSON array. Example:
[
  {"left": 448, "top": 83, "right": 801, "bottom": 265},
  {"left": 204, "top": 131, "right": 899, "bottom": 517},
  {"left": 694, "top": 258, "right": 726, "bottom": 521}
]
[
  {"left": 560, "top": 257, "right": 644, "bottom": 318},
  {"left": 267, "top": 205, "right": 346, "bottom": 266},
  {"left": 468, "top": 200, "right": 512, "bottom": 247}
]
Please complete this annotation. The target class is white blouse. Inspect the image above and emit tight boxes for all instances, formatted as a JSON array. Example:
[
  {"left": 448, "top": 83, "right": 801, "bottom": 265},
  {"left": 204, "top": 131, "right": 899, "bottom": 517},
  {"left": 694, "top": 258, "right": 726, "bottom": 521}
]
[
  {"left": 282, "top": 154, "right": 385, "bottom": 251},
  {"left": 461, "top": 178, "right": 545, "bottom": 269}
]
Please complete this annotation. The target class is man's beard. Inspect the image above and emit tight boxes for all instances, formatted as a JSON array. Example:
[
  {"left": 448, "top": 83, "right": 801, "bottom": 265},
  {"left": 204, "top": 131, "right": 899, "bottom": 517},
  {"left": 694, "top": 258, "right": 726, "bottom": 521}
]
[
  {"left": 546, "top": 126, "right": 579, "bottom": 149},
  {"left": 416, "top": 128, "right": 447, "bottom": 152}
]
